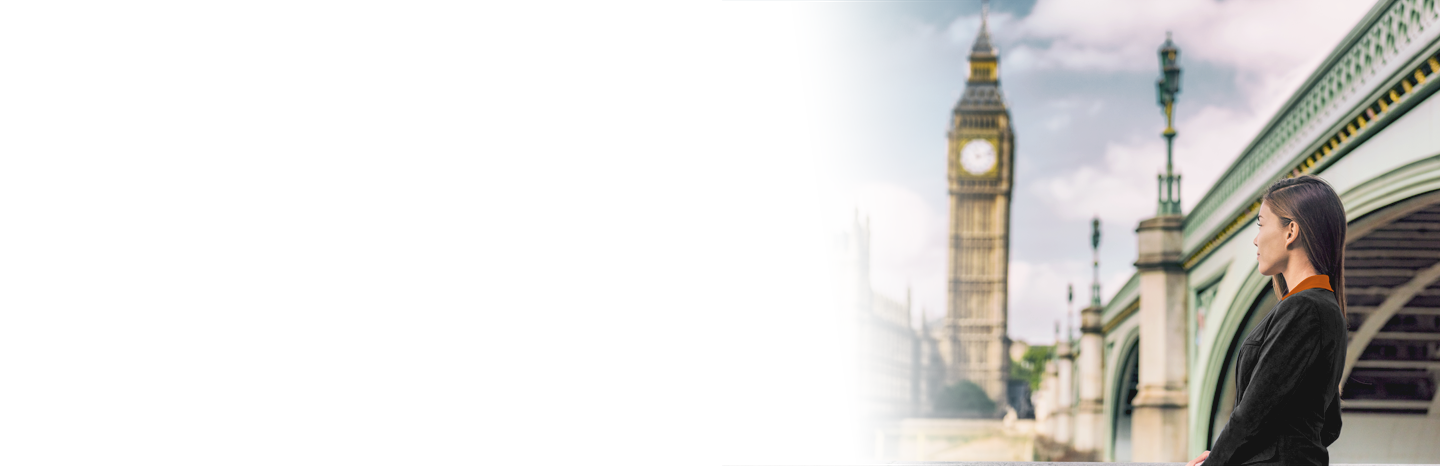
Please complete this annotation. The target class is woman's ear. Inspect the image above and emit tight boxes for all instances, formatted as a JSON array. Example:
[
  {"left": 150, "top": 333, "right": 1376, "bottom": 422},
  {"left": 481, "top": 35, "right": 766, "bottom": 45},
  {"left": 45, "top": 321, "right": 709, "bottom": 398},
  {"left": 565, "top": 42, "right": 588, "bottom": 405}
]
[{"left": 1284, "top": 221, "right": 1300, "bottom": 250}]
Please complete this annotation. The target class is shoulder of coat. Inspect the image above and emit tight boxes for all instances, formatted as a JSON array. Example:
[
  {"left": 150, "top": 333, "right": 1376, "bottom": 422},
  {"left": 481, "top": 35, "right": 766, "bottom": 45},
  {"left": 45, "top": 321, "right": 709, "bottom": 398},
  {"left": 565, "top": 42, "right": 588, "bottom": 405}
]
[{"left": 1280, "top": 288, "right": 1341, "bottom": 320}]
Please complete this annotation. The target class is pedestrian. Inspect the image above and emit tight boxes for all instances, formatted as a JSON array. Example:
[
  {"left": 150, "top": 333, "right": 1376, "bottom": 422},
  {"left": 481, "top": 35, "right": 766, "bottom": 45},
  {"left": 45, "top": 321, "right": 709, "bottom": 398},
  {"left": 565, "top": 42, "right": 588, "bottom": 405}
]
[{"left": 1188, "top": 175, "right": 1349, "bottom": 466}]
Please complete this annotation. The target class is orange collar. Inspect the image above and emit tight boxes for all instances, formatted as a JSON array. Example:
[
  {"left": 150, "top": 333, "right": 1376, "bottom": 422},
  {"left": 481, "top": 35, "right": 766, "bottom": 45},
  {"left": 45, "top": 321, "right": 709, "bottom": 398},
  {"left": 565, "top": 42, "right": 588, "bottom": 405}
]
[{"left": 1282, "top": 274, "right": 1333, "bottom": 300}]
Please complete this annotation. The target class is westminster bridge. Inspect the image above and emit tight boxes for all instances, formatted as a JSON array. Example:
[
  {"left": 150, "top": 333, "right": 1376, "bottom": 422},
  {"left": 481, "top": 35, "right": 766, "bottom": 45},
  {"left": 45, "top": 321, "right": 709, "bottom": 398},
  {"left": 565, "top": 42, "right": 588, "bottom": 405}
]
[{"left": 1021, "top": 0, "right": 1440, "bottom": 463}]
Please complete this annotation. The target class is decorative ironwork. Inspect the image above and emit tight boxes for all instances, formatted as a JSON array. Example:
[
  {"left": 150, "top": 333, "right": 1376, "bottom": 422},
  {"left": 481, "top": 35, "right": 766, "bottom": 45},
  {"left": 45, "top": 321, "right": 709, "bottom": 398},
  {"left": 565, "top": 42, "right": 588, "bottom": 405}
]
[
  {"left": 1156, "top": 34, "right": 1183, "bottom": 216},
  {"left": 1091, "top": 216, "right": 1102, "bottom": 307},
  {"left": 1182, "top": 0, "right": 1440, "bottom": 269}
]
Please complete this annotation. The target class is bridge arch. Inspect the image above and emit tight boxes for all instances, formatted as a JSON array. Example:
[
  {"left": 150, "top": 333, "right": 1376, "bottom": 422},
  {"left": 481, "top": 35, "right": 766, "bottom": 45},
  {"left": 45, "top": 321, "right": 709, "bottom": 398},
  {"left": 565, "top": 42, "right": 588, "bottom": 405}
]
[
  {"left": 1336, "top": 187, "right": 1440, "bottom": 414},
  {"left": 1194, "top": 257, "right": 1275, "bottom": 447},
  {"left": 1202, "top": 282, "right": 1276, "bottom": 449},
  {"left": 1106, "top": 327, "right": 1139, "bottom": 461}
]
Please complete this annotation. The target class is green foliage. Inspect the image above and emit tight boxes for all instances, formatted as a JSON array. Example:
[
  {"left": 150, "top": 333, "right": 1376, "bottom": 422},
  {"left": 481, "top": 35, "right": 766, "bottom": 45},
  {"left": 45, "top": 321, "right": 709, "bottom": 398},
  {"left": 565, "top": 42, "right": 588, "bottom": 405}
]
[
  {"left": 1010, "top": 345, "right": 1054, "bottom": 391},
  {"left": 934, "top": 380, "right": 997, "bottom": 417}
]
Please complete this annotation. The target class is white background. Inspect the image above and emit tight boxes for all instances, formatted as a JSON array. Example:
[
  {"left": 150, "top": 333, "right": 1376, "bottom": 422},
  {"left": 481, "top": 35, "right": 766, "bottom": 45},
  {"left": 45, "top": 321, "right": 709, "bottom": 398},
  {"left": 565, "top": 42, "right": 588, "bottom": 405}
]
[{"left": 0, "top": 1, "right": 849, "bottom": 464}]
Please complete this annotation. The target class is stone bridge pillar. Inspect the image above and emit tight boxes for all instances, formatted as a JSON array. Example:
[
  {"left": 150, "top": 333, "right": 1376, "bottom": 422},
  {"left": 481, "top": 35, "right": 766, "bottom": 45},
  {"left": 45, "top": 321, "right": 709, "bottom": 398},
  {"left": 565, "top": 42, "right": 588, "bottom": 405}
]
[
  {"left": 1074, "top": 305, "right": 1104, "bottom": 456},
  {"left": 1035, "top": 358, "right": 1057, "bottom": 439},
  {"left": 1054, "top": 339, "right": 1073, "bottom": 445},
  {"left": 1132, "top": 215, "right": 1188, "bottom": 461}
]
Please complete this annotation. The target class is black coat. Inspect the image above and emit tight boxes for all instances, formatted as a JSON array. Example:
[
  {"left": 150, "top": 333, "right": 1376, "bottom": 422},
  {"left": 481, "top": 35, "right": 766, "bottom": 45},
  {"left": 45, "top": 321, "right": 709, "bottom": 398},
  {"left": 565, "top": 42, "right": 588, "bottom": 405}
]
[{"left": 1207, "top": 287, "right": 1347, "bottom": 465}]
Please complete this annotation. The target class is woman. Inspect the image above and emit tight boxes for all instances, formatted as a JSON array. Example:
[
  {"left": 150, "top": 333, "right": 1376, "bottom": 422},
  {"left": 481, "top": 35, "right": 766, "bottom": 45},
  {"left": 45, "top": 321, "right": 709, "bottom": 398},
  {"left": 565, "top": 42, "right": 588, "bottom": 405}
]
[{"left": 1188, "top": 175, "right": 1348, "bottom": 466}]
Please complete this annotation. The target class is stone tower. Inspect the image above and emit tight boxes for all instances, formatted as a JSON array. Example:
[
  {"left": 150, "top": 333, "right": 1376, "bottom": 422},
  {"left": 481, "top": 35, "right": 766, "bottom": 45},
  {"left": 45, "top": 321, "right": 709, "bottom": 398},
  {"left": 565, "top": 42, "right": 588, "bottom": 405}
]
[{"left": 941, "top": 7, "right": 1014, "bottom": 413}]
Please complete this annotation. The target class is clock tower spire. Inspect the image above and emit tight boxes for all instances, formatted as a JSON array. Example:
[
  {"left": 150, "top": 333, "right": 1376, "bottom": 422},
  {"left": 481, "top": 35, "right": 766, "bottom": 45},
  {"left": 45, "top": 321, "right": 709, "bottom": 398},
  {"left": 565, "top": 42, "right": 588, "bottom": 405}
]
[{"left": 941, "top": 2, "right": 1016, "bottom": 415}]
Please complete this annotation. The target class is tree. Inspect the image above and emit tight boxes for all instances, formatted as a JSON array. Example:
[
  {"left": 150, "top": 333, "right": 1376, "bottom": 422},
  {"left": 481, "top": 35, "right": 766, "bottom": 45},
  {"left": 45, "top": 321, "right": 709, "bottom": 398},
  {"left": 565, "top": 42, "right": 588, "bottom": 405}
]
[
  {"left": 934, "top": 380, "right": 997, "bottom": 417},
  {"left": 1010, "top": 345, "right": 1054, "bottom": 391}
]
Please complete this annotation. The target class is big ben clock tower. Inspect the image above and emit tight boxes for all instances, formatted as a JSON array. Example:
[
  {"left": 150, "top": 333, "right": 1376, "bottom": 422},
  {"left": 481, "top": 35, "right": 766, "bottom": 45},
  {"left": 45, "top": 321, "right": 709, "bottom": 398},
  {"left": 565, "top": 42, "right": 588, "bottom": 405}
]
[{"left": 941, "top": 7, "right": 1014, "bottom": 413}]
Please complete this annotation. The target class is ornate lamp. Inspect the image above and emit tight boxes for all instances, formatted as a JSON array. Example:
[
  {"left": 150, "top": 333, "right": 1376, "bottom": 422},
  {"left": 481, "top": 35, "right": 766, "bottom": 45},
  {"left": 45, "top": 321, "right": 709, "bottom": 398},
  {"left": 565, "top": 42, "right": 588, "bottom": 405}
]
[
  {"left": 1090, "top": 216, "right": 1101, "bottom": 307},
  {"left": 1156, "top": 33, "right": 1183, "bottom": 216}
]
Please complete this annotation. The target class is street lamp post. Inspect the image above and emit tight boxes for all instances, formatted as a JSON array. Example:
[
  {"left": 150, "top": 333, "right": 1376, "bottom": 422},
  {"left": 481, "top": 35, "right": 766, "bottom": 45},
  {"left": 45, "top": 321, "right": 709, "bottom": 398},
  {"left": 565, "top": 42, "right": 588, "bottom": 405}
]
[
  {"left": 1156, "top": 33, "right": 1183, "bottom": 216},
  {"left": 1090, "top": 216, "right": 1101, "bottom": 307}
]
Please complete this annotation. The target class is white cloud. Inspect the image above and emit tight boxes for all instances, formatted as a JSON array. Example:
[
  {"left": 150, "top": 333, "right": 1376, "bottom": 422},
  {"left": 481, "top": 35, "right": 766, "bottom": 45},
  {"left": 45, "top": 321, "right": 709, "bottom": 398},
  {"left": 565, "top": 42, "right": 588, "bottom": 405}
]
[
  {"left": 717, "top": 170, "right": 944, "bottom": 323},
  {"left": 1008, "top": 260, "right": 1089, "bottom": 344},
  {"left": 1033, "top": 136, "right": 1157, "bottom": 224},
  {"left": 1035, "top": 97, "right": 1106, "bottom": 132},
  {"left": 1087, "top": 100, "right": 1105, "bottom": 116},
  {"left": 1013, "top": 0, "right": 1372, "bottom": 110},
  {"left": 1032, "top": 103, "right": 1266, "bottom": 229},
  {"left": 1044, "top": 114, "right": 1071, "bottom": 131},
  {"left": 962, "top": 0, "right": 1368, "bottom": 218},
  {"left": 931, "top": 3, "right": 1359, "bottom": 112},
  {"left": 1008, "top": 260, "right": 1138, "bottom": 345},
  {"left": 946, "top": 12, "right": 1020, "bottom": 49}
]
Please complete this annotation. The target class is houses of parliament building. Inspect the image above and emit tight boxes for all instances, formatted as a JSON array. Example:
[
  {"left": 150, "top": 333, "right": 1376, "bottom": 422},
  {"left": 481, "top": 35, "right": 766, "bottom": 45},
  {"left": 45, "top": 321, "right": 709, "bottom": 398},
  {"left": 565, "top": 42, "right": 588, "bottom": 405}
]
[{"left": 717, "top": 11, "right": 1013, "bottom": 434}]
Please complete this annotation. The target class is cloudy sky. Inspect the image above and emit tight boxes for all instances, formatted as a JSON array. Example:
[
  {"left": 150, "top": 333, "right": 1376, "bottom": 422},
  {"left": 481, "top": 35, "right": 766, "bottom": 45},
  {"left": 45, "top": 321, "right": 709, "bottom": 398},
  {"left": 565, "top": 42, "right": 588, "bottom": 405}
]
[{"left": 817, "top": 0, "right": 1376, "bottom": 345}]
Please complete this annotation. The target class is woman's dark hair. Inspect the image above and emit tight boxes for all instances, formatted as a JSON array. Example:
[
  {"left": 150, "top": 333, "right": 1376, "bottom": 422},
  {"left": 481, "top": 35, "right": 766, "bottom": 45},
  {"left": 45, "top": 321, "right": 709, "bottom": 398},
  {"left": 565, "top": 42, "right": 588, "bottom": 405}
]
[{"left": 1263, "top": 175, "right": 1347, "bottom": 318}]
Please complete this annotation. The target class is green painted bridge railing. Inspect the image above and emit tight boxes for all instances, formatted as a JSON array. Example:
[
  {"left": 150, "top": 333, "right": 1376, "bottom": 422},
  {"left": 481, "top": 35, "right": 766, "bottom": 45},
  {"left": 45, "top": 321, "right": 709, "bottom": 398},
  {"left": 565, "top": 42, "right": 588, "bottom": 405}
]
[{"left": 1182, "top": 0, "right": 1440, "bottom": 265}]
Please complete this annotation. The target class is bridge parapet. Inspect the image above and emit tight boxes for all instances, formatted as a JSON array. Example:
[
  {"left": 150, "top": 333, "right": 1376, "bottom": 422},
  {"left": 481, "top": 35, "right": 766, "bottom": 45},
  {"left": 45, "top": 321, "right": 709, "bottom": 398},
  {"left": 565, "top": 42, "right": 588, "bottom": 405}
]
[{"left": 1182, "top": 0, "right": 1440, "bottom": 264}]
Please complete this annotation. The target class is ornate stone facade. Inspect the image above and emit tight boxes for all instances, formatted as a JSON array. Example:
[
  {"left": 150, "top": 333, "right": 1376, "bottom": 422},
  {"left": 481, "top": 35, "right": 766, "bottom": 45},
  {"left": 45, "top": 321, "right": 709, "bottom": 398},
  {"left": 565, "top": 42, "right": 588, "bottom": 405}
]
[
  {"left": 720, "top": 207, "right": 944, "bottom": 434},
  {"left": 943, "top": 11, "right": 1015, "bottom": 413}
]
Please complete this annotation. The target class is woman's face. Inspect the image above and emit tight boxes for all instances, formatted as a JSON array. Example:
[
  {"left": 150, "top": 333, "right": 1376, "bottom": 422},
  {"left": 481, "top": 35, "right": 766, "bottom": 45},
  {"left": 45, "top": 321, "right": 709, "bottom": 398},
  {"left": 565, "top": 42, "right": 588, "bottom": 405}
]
[{"left": 1254, "top": 201, "right": 1292, "bottom": 276}]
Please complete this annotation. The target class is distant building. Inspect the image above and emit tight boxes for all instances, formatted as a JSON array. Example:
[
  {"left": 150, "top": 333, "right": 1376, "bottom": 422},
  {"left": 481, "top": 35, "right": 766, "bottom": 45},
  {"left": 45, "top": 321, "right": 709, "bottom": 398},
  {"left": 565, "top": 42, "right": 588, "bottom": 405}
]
[{"left": 720, "top": 205, "right": 944, "bottom": 431}]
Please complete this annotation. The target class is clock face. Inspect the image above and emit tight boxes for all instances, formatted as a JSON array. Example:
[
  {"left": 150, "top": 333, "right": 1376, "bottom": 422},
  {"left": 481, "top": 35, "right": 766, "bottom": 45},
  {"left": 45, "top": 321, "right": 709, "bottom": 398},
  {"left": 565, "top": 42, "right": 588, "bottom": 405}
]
[{"left": 960, "top": 139, "right": 997, "bottom": 175}]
